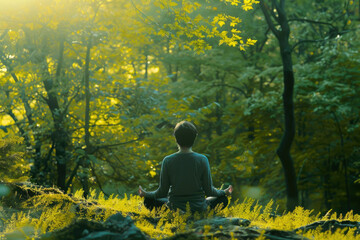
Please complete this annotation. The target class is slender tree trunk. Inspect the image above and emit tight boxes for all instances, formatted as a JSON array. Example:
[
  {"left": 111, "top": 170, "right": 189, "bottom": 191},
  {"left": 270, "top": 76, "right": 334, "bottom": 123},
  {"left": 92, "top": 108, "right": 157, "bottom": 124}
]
[
  {"left": 333, "top": 112, "right": 351, "bottom": 210},
  {"left": 144, "top": 53, "right": 148, "bottom": 80},
  {"left": 85, "top": 37, "right": 91, "bottom": 153},
  {"left": 83, "top": 34, "right": 92, "bottom": 198},
  {"left": 215, "top": 72, "right": 224, "bottom": 136},
  {"left": 42, "top": 34, "right": 68, "bottom": 190},
  {"left": 260, "top": 0, "right": 299, "bottom": 211},
  {"left": 277, "top": 37, "right": 298, "bottom": 211},
  {"left": 80, "top": 6, "right": 100, "bottom": 196},
  {"left": 324, "top": 148, "right": 331, "bottom": 210},
  {"left": 165, "top": 38, "right": 178, "bottom": 82}
]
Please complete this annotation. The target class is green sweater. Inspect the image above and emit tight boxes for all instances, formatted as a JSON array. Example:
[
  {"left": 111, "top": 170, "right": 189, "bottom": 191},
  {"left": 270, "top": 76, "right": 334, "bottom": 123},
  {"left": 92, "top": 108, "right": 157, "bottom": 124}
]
[{"left": 146, "top": 152, "right": 225, "bottom": 212}]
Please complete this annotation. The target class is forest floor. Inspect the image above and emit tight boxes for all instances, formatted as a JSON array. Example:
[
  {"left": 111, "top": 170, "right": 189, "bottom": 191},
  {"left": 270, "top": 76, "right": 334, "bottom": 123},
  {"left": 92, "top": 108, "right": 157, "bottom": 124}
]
[{"left": 0, "top": 182, "right": 359, "bottom": 240}]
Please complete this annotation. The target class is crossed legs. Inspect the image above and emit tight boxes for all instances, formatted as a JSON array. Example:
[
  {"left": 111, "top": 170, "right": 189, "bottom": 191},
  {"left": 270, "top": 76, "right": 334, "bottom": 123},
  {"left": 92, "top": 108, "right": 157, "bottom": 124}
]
[{"left": 143, "top": 195, "right": 228, "bottom": 212}]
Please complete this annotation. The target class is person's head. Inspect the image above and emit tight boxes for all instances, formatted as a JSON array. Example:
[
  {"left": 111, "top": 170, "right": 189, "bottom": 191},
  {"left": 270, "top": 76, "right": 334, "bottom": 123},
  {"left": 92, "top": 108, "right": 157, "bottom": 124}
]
[{"left": 173, "top": 121, "right": 198, "bottom": 148}]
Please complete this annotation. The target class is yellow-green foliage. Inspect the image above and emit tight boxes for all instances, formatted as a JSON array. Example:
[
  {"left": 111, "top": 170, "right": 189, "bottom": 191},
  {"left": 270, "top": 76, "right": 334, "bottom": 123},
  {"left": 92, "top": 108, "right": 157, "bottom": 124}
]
[
  {"left": 0, "top": 137, "right": 29, "bottom": 182},
  {"left": 2, "top": 203, "right": 75, "bottom": 239},
  {"left": 21, "top": 193, "right": 75, "bottom": 209},
  {"left": 302, "top": 227, "right": 359, "bottom": 240},
  {"left": 1, "top": 190, "right": 360, "bottom": 240}
]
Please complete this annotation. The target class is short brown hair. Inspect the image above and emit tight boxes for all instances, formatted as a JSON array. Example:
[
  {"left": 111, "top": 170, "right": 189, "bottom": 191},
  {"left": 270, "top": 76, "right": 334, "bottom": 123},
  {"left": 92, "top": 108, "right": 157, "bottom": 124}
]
[{"left": 174, "top": 121, "right": 198, "bottom": 148}]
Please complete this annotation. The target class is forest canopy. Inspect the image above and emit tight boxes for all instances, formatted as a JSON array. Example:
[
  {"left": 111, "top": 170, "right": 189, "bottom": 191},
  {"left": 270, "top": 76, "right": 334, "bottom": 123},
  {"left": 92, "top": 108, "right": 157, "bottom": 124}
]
[{"left": 0, "top": 0, "right": 359, "bottom": 216}]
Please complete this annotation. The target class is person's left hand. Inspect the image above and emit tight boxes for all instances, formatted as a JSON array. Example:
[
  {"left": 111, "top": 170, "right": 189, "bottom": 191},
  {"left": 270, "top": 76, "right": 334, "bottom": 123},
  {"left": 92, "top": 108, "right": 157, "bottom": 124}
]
[
  {"left": 138, "top": 185, "right": 146, "bottom": 197},
  {"left": 224, "top": 185, "right": 233, "bottom": 196}
]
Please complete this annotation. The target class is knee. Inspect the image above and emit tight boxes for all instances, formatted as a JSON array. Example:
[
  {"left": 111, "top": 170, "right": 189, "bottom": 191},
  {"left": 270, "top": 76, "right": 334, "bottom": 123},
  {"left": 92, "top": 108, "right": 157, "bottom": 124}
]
[{"left": 143, "top": 197, "right": 154, "bottom": 211}]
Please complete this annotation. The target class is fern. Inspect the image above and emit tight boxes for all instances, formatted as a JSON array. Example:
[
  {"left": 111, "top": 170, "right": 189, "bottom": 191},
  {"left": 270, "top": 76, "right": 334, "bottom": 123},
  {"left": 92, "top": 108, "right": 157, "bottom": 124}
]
[{"left": 1, "top": 188, "right": 359, "bottom": 240}]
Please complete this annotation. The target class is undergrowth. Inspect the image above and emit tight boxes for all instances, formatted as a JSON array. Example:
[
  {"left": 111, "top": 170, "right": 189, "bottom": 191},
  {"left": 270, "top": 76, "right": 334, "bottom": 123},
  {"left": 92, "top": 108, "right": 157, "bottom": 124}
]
[{"left": 0, "top": 189, "right": 359, "bottom": 239}]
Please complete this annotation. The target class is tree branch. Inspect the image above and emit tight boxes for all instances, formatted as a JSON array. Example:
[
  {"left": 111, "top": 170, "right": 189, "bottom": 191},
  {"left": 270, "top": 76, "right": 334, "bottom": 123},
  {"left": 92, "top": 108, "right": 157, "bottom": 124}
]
[
  {"left": 90, "top": 161, "right": 109, "bottom": 197},
  {"left": 65, "top": 158, "right": 81, "bottom": 191},
  {"left": 90, "top": 135, "right": 145, "bottom": 153},
  {"left": 291, "top": 28, "right": 359, "bottom": 52},
  {"left": 260, "top": 0, "right": 280, "bottom": 38},
  {"left": 7, "top": 109, "right": 30, "bottom": 146},
  {"left": 291, "top": 39, "right": 325, "bottom": 52},
  {"left": 0, "top": 52, "right": 36, "bottom": 126},
  {"left": 288, "top": 18, "right": 336, "bottom": 29},
  {"left": 269, "top": 1, "right": 280, "bottom": 22},
  {"left": 61, "top": 85, "right": 81, "bottom": 120},
  {"left": 273, "top": 0, "right": 287, "bottom": 31},
  {"left": 130, "top": 0, "right": 162, "bottom": 29},
  {"left": 257, "top": 27, "right": 270, "bottom": 52}
]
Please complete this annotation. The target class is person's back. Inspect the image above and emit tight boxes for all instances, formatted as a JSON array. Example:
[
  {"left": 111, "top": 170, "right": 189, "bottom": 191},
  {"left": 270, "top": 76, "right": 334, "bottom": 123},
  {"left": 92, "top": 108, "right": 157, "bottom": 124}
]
[
  {"left": 139, "top": 121, "right": 233, "bottom": 212},
  {"left": 165, "top": 152, "right": 223, "bottom": 212}
]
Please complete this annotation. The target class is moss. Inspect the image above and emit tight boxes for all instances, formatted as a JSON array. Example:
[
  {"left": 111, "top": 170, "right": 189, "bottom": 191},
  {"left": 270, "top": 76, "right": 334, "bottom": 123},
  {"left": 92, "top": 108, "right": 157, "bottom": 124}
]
[
  {"left": 1, "top": 182, "right": 65, "bottom": 208},
  {"left": 1, "top": 184, "right": 359, "bottom": 240}
]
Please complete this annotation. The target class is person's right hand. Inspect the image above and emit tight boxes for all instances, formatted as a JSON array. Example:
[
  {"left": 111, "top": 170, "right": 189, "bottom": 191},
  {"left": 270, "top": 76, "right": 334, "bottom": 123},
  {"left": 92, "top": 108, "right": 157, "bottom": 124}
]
[
  {"left": 224, "top": 185, "right": 233, "bottom": 196},
  {"left": 138, "top": 185, "right": 146, "bottom": 197}
]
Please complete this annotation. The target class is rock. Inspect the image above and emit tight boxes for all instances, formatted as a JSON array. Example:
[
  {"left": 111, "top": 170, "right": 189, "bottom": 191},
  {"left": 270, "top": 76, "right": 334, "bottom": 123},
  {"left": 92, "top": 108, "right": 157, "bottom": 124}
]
[
  {"left": 105, "top": 212, "right": 129, "bottom": 225},
  {"left": 295, "top": 220, "right": 360, "bottom": 235},
  {"left": 40, "top": 213, "right": 148, "bottom": 240},
  {"left": 121, "top": 225, "right": 147, "bottom": 240},
  {"left": 105, "top": 213, "right": 147, "bottom": 240},
  {"left": 165, "top": 216, "right": 309, "bottom": 240},
  {"left": 0, "top": 182, "right": 66, "bottom": 207},
  {"left": 165, "top": 232, "right": 202, "bottom": 240},
  {"left": 165, "top": 227, "right": 308, "bottom": 240},
  {"left": 0, "top": 184, "right": 10, "bottom": 197},
  {"left": 79, "top": 231, "right": 126, "bottom": 240},
  {"left": 264, "top": 229, "right": 310, "bottom": 240},
  {"left": 82, "top": 229, "right": 89, "bottom": 236},
  {"left": 40, "top": 219, "right": 105, "bottom": 240},
  {"left": 105, "top": 213, "right": 135, "bottom": 232},
  {"left": 192, "top": 216, "right": 251, "bottom": 228}
]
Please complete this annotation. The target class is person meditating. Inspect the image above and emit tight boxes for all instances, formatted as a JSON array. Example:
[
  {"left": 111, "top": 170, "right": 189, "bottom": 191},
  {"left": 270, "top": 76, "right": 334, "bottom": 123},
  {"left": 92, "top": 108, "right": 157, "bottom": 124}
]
[{"left": 139, "top": 121, "right": 233, "bottom": 213}]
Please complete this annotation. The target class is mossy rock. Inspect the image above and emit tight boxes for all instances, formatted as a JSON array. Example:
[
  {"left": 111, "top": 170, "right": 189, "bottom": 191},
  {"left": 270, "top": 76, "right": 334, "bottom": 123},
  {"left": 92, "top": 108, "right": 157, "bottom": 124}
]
[
  {"left": 0, "top": 182, "right": 65, "bottom": 208},
  {"left": 295, "top": 220, "right": 360, "bottom": 235},
  {"left": 40, "top": 213, "right": 148, "bottom": 240},
  {"left": 165, "top": 216, "right": 309, "bottom": 240}
]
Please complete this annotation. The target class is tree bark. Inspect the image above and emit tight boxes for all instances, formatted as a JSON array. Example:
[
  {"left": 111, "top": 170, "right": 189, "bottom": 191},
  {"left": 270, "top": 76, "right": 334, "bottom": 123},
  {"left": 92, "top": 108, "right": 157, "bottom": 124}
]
[
  {"left": 332, "top": 112, "right": 351, "bottom": 210},
  {"left": 42, "top": 33, "right": 68, "bottom": 191},
  {"left": 144, "top": 53, "right": 148, "bottom": 80},
  {"left": 83, "top": 34, "right": 92, "bottom": 198},
  {"left": 260, "top": 0, "right": 299, "bottom": 211}
]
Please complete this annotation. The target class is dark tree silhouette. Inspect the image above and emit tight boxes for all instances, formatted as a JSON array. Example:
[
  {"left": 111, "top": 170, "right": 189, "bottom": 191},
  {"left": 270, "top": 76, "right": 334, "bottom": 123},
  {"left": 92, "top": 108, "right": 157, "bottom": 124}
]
[{"left": 260, "top": 0, "right": 299, "bottom": 211}]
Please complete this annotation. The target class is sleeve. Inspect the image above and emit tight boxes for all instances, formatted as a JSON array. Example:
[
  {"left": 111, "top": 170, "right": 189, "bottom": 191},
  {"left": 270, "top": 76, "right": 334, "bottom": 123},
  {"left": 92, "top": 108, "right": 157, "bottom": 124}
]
[
  {"left": 145, "top": 158, "right": 170, "bottom": 199},
  {"left": 201, "top": 156, "right": 226, "bottom": 197}
]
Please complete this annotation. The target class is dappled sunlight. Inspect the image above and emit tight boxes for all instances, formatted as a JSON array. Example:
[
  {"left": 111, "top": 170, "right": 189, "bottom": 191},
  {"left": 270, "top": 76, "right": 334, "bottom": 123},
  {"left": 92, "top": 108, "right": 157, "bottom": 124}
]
[{"left": 0, "top": 0, "right": 359, "bottom": 239}]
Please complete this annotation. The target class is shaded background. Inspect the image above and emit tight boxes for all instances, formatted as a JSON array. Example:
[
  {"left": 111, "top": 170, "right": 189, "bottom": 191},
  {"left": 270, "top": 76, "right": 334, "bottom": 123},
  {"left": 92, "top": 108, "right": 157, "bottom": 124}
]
[{"left": 0, "top": 0, "right": 359, "bottom": 214}]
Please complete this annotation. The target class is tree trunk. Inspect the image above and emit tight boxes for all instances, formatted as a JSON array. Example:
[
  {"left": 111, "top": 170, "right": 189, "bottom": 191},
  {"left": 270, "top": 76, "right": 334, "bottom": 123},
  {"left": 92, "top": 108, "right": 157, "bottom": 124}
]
[
  {"left": 83, "top": 34, "right": 92, "bottom": 198},
  {"left": 260, "top": 0, "right": 299, "bottom": 211},
  {"left": 144, "top": 53, "right": 148, "bottom": 80},
  {"left": 42, "top": 34, "right": 68, "bottom": 191},
  {"left": 332, "top": 112, "right": 351, "bottom": 210},
  {"left": 166, "top": 38, "right": 178, "bottom": 82}
]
